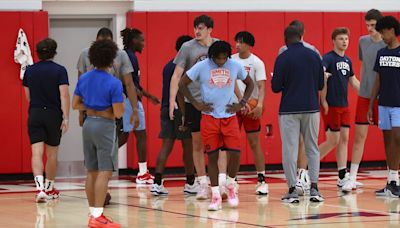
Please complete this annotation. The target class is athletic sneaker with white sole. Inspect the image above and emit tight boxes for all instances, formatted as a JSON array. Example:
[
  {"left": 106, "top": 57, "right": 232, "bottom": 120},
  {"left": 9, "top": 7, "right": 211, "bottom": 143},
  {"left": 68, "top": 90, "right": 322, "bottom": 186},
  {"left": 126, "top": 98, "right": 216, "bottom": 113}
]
[
  {"left": 309, "top": 188, "right": 325, "bottom": 202},
  {"left": 296, "top": 169, "right": 310, "bottom": 196},
  {"left": 208, "top": 196, "right": 222, "bottom": 211},
  {"left": 342, "top": 179, "right": 357, "bottom": 192},
  {"left": 227, "top": 184, "right": 239, "bottom": 208},
  {"left": 281, "top": 187, "right": 299, "bottom": 203},
  {"left": 35, "top": 191, "right": 47, "bottom": 203},
  {"left": 337, "top": 172, "right": 350, "bottom": 187},
  {"left": 150, "top": 183, "right": 168, "bottom": 196},
  {"left": 196, "top": 184, "right": 209, "bottom": 200},
  {"left": 183, "top": 182, "right": 199, "bottom": 195},
  {"left": 375, "top": 181, "right": 400, "bottom": 198},
  {"left": 256, "top": 181, "right": 269, "bottom": 195}
]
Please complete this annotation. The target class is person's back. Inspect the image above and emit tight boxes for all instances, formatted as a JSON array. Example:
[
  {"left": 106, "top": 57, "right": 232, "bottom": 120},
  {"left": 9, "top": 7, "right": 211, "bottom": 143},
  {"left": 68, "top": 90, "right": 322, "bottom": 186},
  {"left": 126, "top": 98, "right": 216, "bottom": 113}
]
[
  {"left": 24, "top": 61, "right": 68, "bottom": 113},
  {"left": 272, "top": 42, "right": 324, "bottom": 114}
]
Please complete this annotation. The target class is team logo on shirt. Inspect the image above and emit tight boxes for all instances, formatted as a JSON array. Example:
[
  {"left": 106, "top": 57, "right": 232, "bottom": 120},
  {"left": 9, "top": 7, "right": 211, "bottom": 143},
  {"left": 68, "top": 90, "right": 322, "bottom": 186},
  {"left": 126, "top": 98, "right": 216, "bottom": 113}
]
[
  {"left": 336, "top": 61, "right": 350, "bottom": 76},
  {"left": 244, "top": 65, "right": 251, "bottom": 73},
  {"left": 379, "top": 56, "right": 400, "bottom": 68},
  {"left": 209, "top": 68, "right": 232, "bottom": 88}
]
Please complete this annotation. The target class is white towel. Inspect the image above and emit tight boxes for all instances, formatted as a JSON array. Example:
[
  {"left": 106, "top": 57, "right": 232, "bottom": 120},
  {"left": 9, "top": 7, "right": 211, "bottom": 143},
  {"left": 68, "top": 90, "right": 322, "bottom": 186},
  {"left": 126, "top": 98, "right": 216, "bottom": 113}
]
[{"left": 14, "top": 28, "right": 33, "bottom": 80}]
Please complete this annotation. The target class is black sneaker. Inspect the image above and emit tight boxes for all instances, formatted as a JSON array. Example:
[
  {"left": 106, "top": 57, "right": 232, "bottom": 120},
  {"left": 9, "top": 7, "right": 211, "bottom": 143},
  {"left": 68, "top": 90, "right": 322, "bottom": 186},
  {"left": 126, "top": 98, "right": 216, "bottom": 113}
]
[
  {"left": 281, "top": 187, "right": 299, "bottom": 203},
  {"left": 386, "top": 181, "right": 400, "bottom": 198}
]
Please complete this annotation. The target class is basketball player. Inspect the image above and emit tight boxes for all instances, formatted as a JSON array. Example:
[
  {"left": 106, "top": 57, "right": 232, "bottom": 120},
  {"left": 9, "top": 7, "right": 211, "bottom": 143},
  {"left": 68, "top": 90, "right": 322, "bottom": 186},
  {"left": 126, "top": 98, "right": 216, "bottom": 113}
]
[
  {"left": 272, "top": 26, "right": 324, "bottom": 203},
  {"left": 179, "top": 40, "right": 254, "bottom": 211},
  {"left": 120, "top": 28, "right": 160, "bottom": 184},
  {"left": 278, "top": 20, "right": 321, "bottom": 196},
  {"left": 77, "top": 28, "right": 139, "bottom": 205},
  {"left": 369, "top": 16, "right": 400, "bottom": 197},
  {"left": 23, "top": 38, "right": 70, "bottom": 202},
  {"left": 318, "top": 28, "right": 360, "bottom": 191},
  {"left": 169, "top": 15, "right": 219, "bottom": 199},
  {"left": 73, "top": 39, "right": 122, "bottom": 227},
  {"left": 232, "top": 31, "right": 268, "bottom": 195},
  {"left": 150, "top": 35, "right": 198, "bottom": 195},
  {"left": 343, "top": 9, "right": 385, "bottom": 192}
]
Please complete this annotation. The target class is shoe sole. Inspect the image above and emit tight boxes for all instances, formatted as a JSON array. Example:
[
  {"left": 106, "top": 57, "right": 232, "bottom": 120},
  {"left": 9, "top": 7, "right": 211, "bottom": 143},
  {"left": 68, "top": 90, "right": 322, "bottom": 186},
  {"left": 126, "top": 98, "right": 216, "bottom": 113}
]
[
  {"left": 310, "top": 196, "right": 324, "bottom": 202},
  {"left": 136, "top": 179, "right": 154, "bottom": 184},
  {"left": 207, "top": 206, "right": 222, "bottom": 211},
  {"left": 183, "top": 190, "right": 198, "bottom": 195},
  {"left": 256, "top": 191, "right": 268, "bottom": 195},
  {"left": 282, "top": 198, "right": 299, "bottom": 203}
]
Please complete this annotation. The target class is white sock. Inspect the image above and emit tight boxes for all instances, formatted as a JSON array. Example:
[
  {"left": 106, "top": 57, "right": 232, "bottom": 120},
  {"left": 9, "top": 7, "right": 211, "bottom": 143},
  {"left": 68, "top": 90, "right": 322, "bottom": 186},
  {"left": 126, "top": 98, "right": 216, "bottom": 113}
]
[
  {"left": 138, "top": 162, "right": 147, "bottom": 175},
  {"left": 388, "top": 170, "right": 399, "bottom": 185},
  {"left": 92, "top": 207, "right": 103, "bottom": 218},
  {"left": 349, "top": 163, "right": 359, "bottom": 181},
  {"left": 211, "top": 186, "right": 220, "bottom": 197},
  {"left": 45, "top": 179, "right": 54, "bottom": 192},
  {"left": 34, "top": 175, "right": 44, "bottom": 191},
  {"left": 89, "top": 207, "right": 94, "bottom": 215},
  {"left": 218, "top": 173, "right": 227, "bottom": 187},
  {"left": 227, "top": 176, "right": 236, "bottom": 186},
  {"left": 198, "top": 176, "right": 208, "bottom": 185}
]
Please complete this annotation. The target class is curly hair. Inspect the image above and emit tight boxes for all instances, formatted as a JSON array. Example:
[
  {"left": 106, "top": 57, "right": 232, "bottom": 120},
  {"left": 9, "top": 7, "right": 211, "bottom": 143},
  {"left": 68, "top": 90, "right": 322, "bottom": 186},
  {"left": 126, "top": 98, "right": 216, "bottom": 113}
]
[
  {"left": 208, "top": 40, "right": 232, "bottom": 59},
  {"left": 175, "top": 35, "right": 192, "bottom": 52},
  {"left": 89, "top": 40, "right": 118, "bottom": 68},
  {"left": 120, "top": 28, "right": 143, "bottom": 50},
  {"left": 36, "top": 38, "right": 57, "bottom": 60},
  {"left": 376, "top": 16, "right": 400, "bottom": 36}
]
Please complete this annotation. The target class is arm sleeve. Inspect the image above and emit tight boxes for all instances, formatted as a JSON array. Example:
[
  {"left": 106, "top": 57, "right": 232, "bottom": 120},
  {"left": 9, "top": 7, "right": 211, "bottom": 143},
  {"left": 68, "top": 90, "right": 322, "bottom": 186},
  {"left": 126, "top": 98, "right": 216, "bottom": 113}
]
[
  {"left": 76, "top": 50, "right": 87, "bottom": 73},
  {"left": 59, "top": 67, "right": 69, "bottom": 85},
  {"left": 120, "top": 51, "right": 134, "bottom": 76},
  {"left": 349, "top": 60, "right": 355, "bottom": 77},
  {"left": 22, "top": 70, "right": 29, "bottom": 87},
  {"left": 271, "top": 56, "right": 285, "bottom": 93},
  {"left": 173, "top": 45, "right": 189, "bottom": 69},
  {"left": 111, "top": 80, "right": 124, "bottom": 104},
  {"left": 237, "top": 63, "right": 247, "bottom": 81},
  {"left": 373, "top": 52, "right": 381, "bottom": 73},
  {"left": 322, "top": 55, "right": 330, "bottom": 71},
  {"left": 318, "top": 59, "right": 324, "bottom": 90},
  {"left": 254, "top": 58, "right": 267, "bottom": 81},
  {"left": 358, "top": 38, "right": 363, "bottom": 61},
  {"left": 186, "top": 61, "right": 201, "bottom": 81}
]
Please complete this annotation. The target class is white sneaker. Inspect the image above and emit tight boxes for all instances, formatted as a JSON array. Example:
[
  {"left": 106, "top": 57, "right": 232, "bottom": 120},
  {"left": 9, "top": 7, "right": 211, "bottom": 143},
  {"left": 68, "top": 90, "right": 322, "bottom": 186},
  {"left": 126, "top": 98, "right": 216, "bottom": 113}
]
[
  {"left": 342, "top": 179, "right": 357, "bottom": 192},
  {"left": 226, "top": 184, "right": 239, "bottom": 208},
  {"left": 355, "top": 181, "right": 364, "bottom": 188},
  {"left": 256, "top": 181, "right": 269, "bottom": 195},
  {"left": 183, "top": 182, "right": 199, "bottom": 195},
  {"left": 295, "top": 170, "right": 310, "bottom": 196},
  {"left": 150, "top": 183, "right": 168, "bottom": 196},
  {"left": 220, "top": 185, "right": 227, "bottom": 200},
  {"left": 35, "top": 190, "right": 47, "bottom": 203},
  {"left": 208, "top": 195, "right": 222, "bottom": 211},
  {"left": 196, "top": 184, "right": 209, "bottom": 200},
  {"left": 337, "top": 173, "right": 350, "bottom": 188}
]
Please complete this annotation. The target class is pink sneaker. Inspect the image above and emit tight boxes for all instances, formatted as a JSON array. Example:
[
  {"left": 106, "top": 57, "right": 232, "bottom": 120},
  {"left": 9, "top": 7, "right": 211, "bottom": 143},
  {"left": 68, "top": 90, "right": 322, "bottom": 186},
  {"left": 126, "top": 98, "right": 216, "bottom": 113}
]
[
  {"left": 46, "top": 188, "right": 60, "bottom": 200},
  {"left": 136, "top": 171, "right": 154, "bottom": 184},
  {"left": 207, "top": 196, "right": 222, "bottom": 211},
  {"left": 227, "top": 185, "right": 239, "bottom": 208}
]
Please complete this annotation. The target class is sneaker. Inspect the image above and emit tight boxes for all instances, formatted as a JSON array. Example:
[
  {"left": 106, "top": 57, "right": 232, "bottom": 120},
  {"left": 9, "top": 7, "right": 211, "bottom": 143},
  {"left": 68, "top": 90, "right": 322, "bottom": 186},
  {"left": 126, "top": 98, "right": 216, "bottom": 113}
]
[
  {"left": 103, "top": 192, "right": 111, "bottom": 206},
  {"left": 196, "top": 184, "right": 209, "bottom": 200},
  {"left": 220, "top": 185, "right": 227, "bottom": 200},
  {"left": 226, "top": 184, "right": 239, "bottom": 208},
  {"left": 256, "top": 181, "right": 269, "bottom": 195},
  {"left": 342, "top": 179, "right": 356, "bottom": 192},
  {"left": 309, "top": 187, "right": 324, "bottom": 202},
  {"left": 385, "top": 181, "right": 400, "bottom": 198},
  {"left": 207, "top": 196, "right": 222, "bottom": 211},
  {"left": 184, "top": 182, "right": 199, "bottom": 195},
  {"left": 150, "top": 183, "right": 168, "bottom": 196},
  {"left": 45, "top": 188, "right": 60, "bottom": 200},
  {"left": 296, "top": 170, "right": 310, "bottom": 196},
  {"left": 136, "top": 171, "right": 154, "bottom": 184},
  {"left": 375, "top": 186, "right": 387, "bottom": 197},
  {"left": 35, "top": 191, "right": 47, "bottom": 203},
  {"left": 88, "top": 213, "right": 120, "bottom": 228},
  {"left": 281, "top": 187, "right": 299, "bottom": 203},
  {"left": 233, "top": 180, "right": 239, "bottom": 194},
  {"left": 337, "top": 172, "right": 350, "bottom": 187},
  {"left": 355, "top": 181, "right": 364, "bottom": 188}
]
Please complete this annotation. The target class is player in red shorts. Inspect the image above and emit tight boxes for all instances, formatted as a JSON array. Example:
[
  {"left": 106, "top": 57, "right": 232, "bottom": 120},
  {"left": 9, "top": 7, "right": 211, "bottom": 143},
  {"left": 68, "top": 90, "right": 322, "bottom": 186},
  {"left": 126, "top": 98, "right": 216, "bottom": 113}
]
[
  {"left": 179, "top": 41, "right": 254, "bottom": 211},
  {"left": 319, "top": 28, "right": 360, "bottom": 192}
]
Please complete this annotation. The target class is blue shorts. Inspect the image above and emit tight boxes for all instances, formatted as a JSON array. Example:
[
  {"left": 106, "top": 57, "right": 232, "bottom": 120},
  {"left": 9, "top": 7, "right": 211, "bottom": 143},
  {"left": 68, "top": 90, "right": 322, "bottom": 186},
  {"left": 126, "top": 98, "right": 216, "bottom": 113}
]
[
  {"left": 378, "top": 106, "right": 400, "bottom": 130},
  {"left": 123, "top": 98, "right": 146, "bottom": 132}
]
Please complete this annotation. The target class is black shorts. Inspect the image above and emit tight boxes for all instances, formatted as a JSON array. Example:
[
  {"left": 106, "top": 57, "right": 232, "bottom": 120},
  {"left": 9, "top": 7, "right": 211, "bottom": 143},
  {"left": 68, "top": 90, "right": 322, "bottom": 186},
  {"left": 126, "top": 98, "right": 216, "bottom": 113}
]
[
  {"left": 185, "top": 102, "right": 202, "bottom": 133},
  {"left": 28, "top": 108, "right": 63, "bottom": 146},
  {"left": 159, "top": 107, "right": 191, "bottom": 140}
]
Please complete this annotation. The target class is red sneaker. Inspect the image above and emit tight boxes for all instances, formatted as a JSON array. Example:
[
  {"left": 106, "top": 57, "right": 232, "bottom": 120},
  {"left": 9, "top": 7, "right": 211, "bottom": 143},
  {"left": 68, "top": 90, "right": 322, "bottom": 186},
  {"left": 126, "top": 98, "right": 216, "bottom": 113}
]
[
  {"left": 135, "top": 171, "right": 154, "bottom": 184},
  {"left": 88, "top": 214, "right": 120, "bottom": 228},
  {"left": 46, "top": 188, "right": 60, "bottom": 200}
]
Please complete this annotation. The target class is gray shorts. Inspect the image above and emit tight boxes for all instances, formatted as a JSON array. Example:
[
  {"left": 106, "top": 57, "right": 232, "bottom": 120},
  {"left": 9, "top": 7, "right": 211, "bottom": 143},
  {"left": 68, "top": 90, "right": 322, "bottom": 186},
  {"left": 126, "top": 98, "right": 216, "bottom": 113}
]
[{"left": 82, "top": 116, "right": 117, "bottom": 171}]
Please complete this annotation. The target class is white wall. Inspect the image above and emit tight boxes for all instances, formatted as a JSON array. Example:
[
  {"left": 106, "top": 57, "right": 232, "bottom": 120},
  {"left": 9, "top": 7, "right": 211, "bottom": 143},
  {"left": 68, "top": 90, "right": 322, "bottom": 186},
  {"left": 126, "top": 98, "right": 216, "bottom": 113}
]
[{"left": 0, "top": 0, "right": 41, "bottom": 10}]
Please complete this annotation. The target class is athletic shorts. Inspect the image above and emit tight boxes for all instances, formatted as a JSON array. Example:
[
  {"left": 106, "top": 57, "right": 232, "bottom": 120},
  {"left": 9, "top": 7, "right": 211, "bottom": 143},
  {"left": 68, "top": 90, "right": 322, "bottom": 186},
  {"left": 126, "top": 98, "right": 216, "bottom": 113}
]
[
  {"left": 185, "top": 102, "right": 201, "bottom": 133},
  {"left": 200, "top": 114, "right": 240, "bottom": 154},
  {"left": 28, "top": 107, "right": 63, "bottom": 146},
  {"left": 322, "top": 106, "right": 351, "bottom": 132},
  {"left": 378, "top": 106, "right": 400, "bottom": 130},
  {"left": 82, "top": 116, "right": 117, "bottom": 171},
  {"left": 123, "top": 98, "right": 146, "bottom": 132},
  {"left": 159, "top": 107, "right": 191, "bottom": 140},
  {"left": 236, "top": 112, "right": 261, "bottom": 133},
  {"left": 355, "top": 96, "right": 378, "bottom": 125}
]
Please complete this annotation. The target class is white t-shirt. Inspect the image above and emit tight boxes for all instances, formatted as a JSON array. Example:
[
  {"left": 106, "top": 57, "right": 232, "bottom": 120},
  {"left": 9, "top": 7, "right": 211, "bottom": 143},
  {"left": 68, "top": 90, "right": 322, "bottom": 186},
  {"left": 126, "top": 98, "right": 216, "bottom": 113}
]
[{"left": 232, "top": 53, "right": 266, "bottom": 101}]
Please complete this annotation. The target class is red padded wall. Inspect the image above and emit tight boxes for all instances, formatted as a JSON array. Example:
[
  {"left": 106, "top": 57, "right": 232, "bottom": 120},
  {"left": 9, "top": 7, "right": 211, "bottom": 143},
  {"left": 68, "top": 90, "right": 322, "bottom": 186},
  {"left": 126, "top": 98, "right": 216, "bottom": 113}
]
[
  {"left": 0, "top": 11, "right": 48, "bottom": 174},
  {"left": 126, "top": 11, "right": 392, "bottom": 170}
]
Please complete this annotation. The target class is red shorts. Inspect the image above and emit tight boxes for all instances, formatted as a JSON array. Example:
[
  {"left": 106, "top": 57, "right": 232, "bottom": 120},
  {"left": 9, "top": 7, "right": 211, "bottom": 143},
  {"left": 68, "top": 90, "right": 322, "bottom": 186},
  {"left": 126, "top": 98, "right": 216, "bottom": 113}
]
[
  {"left": 322, "top": 106, "right": 351, "bottom": 132},
  {"left": 200, "top": 114, "right": 240, "bottom": 154},
  {"left": 236, "top": 112, "right": 261, "bottom": 133},
  {"left": 355, "top": 96, "right": 378, "bottom": 125}
]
